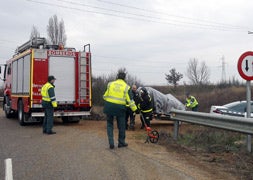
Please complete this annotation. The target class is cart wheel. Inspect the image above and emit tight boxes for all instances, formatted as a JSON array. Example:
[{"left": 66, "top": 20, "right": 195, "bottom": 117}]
[{"left": 149, "top": 130, "right": 159, "bottom": 143}]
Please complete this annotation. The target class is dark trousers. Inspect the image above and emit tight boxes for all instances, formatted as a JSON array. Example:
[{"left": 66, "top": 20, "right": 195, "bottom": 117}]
[
  {"left": 140, "top": 112, "right": 152, "bottom": 127},
  {"left": 42, "top": 101, "right": 54, "bottom": 133},
  {"left": 192, "top": 105, "right": 198, "bottom": 112},
  {"left": 106, "top": 114, "right": 126, "bottom": 146},
  {"left": 125, "top": 107, "right": 135, "bottom": 129}
]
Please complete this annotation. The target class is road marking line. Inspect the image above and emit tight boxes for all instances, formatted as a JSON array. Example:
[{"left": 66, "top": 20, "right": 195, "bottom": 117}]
[{"left": 5, "top": 158, "right": 13, "bottom": 180}]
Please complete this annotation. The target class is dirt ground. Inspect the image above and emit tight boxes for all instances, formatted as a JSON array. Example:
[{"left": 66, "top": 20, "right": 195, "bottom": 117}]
[{"left": 83, "top": 108, "right": 253, "bottom": 180}]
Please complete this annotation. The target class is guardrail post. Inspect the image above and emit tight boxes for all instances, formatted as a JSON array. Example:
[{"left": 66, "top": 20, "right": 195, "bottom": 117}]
[
  {"left": 247, "top": 135, "right": 252, "bottom": 153},
  {"left": 171, "top": 109, "right": 253, "bottom": 153},
  {"left": 173, "top": 120, "right": 179, "bottom": 140}
]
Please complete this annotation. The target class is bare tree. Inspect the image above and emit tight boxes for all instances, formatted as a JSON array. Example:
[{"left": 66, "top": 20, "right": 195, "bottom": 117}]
[
  {"left": 59, "top": 20, "right": 67, "bottom": 45},
  {"left": 30, "top": 25, "right": 40, "bottom": 39},
  {"left": 186, "top": 58, "right": 210, "bottom": 85},
  {"left": 126, "top": 74, "right": 143, "bottom": 88},
  {"left": 117, "top": 67, "right": 143, "bottom": 86},
  {"left": 165, "top": 68, "right": 183, "bottom": 88},
  {"left": 47, "top": 14, "right": 67, "bottom": 45}
]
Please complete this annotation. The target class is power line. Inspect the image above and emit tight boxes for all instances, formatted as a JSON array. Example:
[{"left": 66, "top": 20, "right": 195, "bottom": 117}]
[
  {"left": 92, "top": 67, "right": 171, "bottom": 74},
  {"left": 93, "top": 55, "right": 185, "bottom": 66},
  {"left": 95, "top": 0, "right": 249, "bottom": 30},
  {"left": 92, "top": 62, "right": 184, "bottom": 75},
  {"left": 0, "top": 39, "right": 19, "bottom": 43},
  {"left": 26, "top": 0, "right": 248, "bottom": 32},
  {"left": 56, "top": 0, "right": 244, "bottom": 30},
  {"left": 0, "top": 44, "right": 14, "bottom": 49},
  {"left": 92, "top": 55, "right": 233, "bottom": 76}
]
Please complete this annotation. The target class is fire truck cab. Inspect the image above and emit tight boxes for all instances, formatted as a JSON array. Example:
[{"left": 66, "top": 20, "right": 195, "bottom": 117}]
[{"left": 2, "top": 37, "right": 92, "bottom": 125}]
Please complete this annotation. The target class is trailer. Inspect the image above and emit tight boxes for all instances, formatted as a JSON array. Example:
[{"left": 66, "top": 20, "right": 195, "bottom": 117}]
[
  {"left": 141, "top": 87, "right": 185, "bottom": 120},
  {"left": 2, "top": 37, "right": 92, "bottom": 125}
]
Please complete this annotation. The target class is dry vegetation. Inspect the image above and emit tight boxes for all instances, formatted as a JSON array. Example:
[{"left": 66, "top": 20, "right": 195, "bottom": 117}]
[
  {"left": 152, "top": 84, "right": 246, "bottom": 112},
  {"left": 158, "top": 125, "right": 253, "bottom": 180},
  {"left": 92, "top": 84, "right": 253, "bottom": 179},
  {"left": 147, "top": 85, "right": 253, "bottom": 179}
]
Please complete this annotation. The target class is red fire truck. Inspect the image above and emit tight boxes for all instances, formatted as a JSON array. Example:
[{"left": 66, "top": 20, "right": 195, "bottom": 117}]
[{"left": 2, "top": 37, "right": 92, "bottom": 125}]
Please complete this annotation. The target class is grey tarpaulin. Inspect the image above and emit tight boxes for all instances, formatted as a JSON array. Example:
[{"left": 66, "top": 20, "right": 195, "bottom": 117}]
[{"left": 137, "top": 87, "right": 185, "bottom": 115}]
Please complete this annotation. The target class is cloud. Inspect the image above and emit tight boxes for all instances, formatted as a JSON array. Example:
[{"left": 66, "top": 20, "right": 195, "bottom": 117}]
[{"left": 1, "top": 0, "right": 253, "bottom": 85}]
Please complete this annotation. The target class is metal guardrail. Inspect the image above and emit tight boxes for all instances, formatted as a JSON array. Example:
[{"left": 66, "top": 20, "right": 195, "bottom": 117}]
[
  {"left": 170, "top": 109, "right": 253, "bottom": 152},
  {"left": 170, "top": 109, "right": 253, "bottom": 134}
]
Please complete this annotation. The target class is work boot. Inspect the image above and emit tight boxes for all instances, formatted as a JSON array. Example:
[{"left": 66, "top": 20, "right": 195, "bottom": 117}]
[
  {"left": 118, "top": 143, "right": 128, "bottom": 148},
  {"left": 47, "top": 131, "right": 56, "bottom": 135},
  {"left": 109, "top": 144, "right": 115, "bottom": 149}
]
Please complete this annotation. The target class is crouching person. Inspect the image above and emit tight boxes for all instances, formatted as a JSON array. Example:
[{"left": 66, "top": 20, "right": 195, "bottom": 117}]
[{"left": 138, "top": 87, "right": 153, "bottom": 129}]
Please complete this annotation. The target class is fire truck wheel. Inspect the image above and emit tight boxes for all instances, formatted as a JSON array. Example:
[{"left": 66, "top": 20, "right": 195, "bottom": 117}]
[
  {"left": 36, "top": 117, "right": 44, "bottom": 123},
  {"left": 4, "top": 96, "right": 13, "bottom": 118},
  {"left": 18, "top": 100, "right": 29, "bottom": 126},
  {"left": 62, "top": 116, "right": 80, "bottom": 124},
  {"left": 71, "top": 117, "right": 80, "bottom": 123},
  {"left": 62, "top": 117, "right": 69, "bottom": 123}
]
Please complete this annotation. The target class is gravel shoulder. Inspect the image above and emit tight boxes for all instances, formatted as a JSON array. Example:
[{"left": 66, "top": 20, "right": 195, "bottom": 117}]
[
  {"left": 77, "top": 116, "right": 236, "bottom": 180},
  {"left": 0, "top": 109, "right": 239, "bottom": 180}
]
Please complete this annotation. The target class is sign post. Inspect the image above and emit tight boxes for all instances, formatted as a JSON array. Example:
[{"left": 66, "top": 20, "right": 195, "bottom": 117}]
[
  {"left": 238, "top": 51, "right": 253, "bottom": 153},
  {"left": 246, "top": 81, "right": 252, "bottom": 152}
]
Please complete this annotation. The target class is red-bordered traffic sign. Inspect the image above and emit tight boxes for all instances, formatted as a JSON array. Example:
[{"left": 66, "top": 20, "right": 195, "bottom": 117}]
[{"left": 237, "top": 51, "right": 253, "bottom": 81}]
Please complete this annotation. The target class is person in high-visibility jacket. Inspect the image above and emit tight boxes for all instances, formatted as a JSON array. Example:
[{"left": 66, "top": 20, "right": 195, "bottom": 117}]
[
  {"left": 185, "top": 92, "right": 198, "bottom": 111},
  {"left": 125, "top": 84, "right": 139, "bottom": 130},
  {"left": 41, "top": 75, "right": 57, "bottom": 135},
  {"left": 137, "top": 87, "right": 153, "bottom": 128},
  {"left": 103, "top": 71, "right": 137, "bottom": 149}
]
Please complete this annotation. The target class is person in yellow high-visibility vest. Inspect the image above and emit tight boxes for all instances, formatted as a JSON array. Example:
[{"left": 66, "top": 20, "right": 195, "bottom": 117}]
[
  {"left": 41, "top": 76, "right": 57, "bottom": 135},
  {"left": 125, "top": 84, "right": 139, "bottom": 130},
  {"left": 185, "top": 92, "right": 198, "bottom": 111},
  {"left": 103, "top": 71, "right": 137, "bottom": 149}
]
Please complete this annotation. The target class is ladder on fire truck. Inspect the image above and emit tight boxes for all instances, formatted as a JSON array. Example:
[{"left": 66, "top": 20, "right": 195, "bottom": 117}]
[
  {"left": 16, "top": 37, "right": 47, "bottom": 54},
  {"left": 79, "top": 44, "right": 91, "bottom": 104}
]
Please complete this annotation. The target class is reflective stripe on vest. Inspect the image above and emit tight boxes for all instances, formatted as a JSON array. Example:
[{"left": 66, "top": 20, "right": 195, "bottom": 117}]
[
  {"left": 128, "top": 99, "right": 137, "bottom": 112},
  {"left": 103, "top": 79, "right": 137, "bottom": 111},
  {"left": 186, "top": 96, "right": 198, "bottom": 108},
  {"left": 103, "top": 80, "right": 129, "bottom": 105},
  {"left": 138, "top": 95, "right": 152, "bottom": 113},
  {"left": 141, "top": 108, "right": 153, "bottom": 113}
]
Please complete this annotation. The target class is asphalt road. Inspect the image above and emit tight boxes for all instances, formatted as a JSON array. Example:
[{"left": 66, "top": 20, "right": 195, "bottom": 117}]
[{"left": 0, "top": 111, "right": 235, "bottom": 180}]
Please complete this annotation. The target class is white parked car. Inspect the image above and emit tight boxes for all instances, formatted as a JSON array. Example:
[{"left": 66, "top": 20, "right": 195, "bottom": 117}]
[{"left": 210, "top": 101, "right": 253, "bottom": 117}]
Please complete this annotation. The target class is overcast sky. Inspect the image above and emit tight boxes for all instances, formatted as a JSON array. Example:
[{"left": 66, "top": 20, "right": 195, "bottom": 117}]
[{"left": 1, "top": 0, "right": 253, "bottom": 85}]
